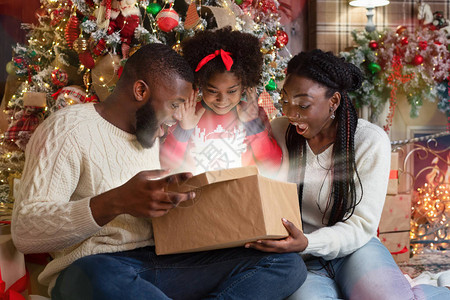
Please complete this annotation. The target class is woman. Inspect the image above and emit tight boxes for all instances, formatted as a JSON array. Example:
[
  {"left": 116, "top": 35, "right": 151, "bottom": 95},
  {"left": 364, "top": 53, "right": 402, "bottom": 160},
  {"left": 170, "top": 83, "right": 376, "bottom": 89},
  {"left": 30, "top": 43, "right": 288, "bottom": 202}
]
[{"left": 245, "top": 49, "right": 450, "bottom": 299}]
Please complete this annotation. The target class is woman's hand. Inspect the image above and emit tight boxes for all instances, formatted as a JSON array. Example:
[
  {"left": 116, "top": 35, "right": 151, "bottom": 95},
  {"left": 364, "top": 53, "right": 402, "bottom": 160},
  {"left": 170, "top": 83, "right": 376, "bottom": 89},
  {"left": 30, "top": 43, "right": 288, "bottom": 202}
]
[
  {"left": 236, "top": 87, "right": 259, "bottom": 123},
  {"left": 245, "top": 218, "right": 308, "bottom": 253},
  {"left": 175, "top": 89, "right": 205, "bottom": 130}
]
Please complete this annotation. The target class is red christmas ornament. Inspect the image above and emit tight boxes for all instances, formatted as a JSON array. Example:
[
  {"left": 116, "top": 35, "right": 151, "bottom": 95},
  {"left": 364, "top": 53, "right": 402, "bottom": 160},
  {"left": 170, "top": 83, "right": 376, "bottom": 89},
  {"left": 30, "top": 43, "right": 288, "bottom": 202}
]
[
  {"left": 400, "top": 36, "right": 408, "bottom": 46},
  {"left": 412, "top": 54, "right": 424, "bottom": 65},
  {"left": 418, "top": 40, "right": 428, "bottom": 50},
  {"left": 51, "top": 68, "right": 69, "bottom": 87},
  {"left": 274, "top": 30, "right": 288, "bottom": 48},
  {"left": 65, "top": 15, "right": 80, "bottom": 48},
  {"left": 156, "top": 8, "right": 179, "bottom": 32},
  {"left": 79, "top": 51, "right": 96, "bottom": 69},
  {"left": 91, "top": 38, "right": 107, "bottom": 56},
  {"left": 368, "top": 40, "right": 378, "bottom": 50},
  {"left": 259, "top": 0, "right": 277, "bottom": 14}
]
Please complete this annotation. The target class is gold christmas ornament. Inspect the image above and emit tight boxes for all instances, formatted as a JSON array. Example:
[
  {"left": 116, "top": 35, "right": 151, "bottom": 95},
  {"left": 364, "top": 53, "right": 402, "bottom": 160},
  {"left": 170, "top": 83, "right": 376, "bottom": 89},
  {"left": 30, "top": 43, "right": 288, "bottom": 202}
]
[
  {"left": 73, "top": 37, "right": 88, "bottom": 53},
  {"left": 172, "top": 43, "right": 182, "bottom": 54},
  {"left": 83, "top": 71, "right": 92, "bottom": 90},
  {"left": 129, "top": 45, "right": 141, "bottom": 57}
]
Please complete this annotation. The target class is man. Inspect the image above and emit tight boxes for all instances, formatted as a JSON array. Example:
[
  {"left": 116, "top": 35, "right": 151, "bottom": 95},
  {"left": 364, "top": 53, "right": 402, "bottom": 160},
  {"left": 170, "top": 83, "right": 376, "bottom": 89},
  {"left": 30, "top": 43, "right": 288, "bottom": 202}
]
[{"left": 12, "top": 43, "right": 306, "bottom": 300}]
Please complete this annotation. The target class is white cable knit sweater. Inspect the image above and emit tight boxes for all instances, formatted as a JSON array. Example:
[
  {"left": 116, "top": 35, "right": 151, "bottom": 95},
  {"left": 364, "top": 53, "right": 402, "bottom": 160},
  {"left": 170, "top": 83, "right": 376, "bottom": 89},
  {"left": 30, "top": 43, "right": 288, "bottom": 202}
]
[
  {"left": 11, "top": 103, "right": 160, "bottom": 293},
  {"left": 271, "top": 117, "right": 391, "bottom": 260}
]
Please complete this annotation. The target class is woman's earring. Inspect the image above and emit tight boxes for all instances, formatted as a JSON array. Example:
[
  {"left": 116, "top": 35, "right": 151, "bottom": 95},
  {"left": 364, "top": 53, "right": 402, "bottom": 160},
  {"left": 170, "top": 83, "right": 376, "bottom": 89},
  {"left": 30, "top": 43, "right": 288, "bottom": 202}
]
[{"left": 330, "top": 107, "right": 335, "bottom": 119}]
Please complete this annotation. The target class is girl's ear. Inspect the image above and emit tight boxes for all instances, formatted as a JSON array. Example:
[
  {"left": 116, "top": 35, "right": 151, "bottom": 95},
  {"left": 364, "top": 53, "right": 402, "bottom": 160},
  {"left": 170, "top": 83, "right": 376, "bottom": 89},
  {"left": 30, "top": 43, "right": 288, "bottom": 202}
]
[
  {"left": 329, "top": 91, "right": 341, "bottom": 110},
  {"left": 133, "top": 80, "right": 149, "bottom": 102}
]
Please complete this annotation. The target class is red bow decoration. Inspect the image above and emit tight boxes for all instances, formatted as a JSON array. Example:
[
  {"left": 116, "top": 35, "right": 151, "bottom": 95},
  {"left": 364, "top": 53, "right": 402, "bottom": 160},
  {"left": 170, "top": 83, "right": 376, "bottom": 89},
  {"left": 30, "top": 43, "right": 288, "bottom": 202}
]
[{"left": 195, "top": 49, "right": 233, "bottom": 72}]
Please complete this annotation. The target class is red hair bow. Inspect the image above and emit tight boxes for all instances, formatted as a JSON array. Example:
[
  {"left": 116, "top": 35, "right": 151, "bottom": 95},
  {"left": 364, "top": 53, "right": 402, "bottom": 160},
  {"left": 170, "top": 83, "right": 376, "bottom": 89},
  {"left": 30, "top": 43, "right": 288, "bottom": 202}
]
[{"left": 195, "top": 49, "right": 233, "bottom": 72}]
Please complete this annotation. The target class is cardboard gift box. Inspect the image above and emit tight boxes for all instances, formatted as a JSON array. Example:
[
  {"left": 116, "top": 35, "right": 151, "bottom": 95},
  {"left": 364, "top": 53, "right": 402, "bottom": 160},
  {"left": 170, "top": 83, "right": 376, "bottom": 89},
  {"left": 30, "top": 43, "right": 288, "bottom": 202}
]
[
  {"left": 379, "top": 194, "right": 411, "bottom": 233},
  {"left": 152, "top": 166, "right": 302, "bottom": 255},
  {"left": 379, "top": 231, "right": 410, "bottom": 263},
  {"left": 387, "top": 152, "right": 399, "bottom": 195}
]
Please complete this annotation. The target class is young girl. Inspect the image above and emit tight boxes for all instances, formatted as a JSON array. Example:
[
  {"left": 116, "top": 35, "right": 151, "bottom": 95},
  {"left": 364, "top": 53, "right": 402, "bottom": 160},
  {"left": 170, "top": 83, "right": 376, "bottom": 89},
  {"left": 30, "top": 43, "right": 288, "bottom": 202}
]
[
  {"left": 160, "top": 27, "right": 282, "bottom": 175},
  {"left": 245, "top": 49, "right": 450, "bottom": 299}
]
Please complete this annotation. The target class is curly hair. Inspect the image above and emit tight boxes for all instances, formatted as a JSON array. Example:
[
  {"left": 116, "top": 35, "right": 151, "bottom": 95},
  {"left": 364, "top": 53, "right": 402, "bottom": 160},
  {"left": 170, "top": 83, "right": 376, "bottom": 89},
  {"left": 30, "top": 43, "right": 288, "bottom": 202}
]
[
  {"left": 285, "top": 49, "right": 365, "bottom": 226},
  {"left": 181, "top": 27, "right": 263, "bottom": 88},
  {"left": 117, "top": 43, "right": 194, "bottom": 90}
]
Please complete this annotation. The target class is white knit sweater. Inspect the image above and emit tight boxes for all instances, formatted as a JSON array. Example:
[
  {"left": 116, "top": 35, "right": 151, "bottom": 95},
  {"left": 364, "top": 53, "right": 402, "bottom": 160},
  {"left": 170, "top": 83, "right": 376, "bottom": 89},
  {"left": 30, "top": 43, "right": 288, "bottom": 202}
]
[
  {"left": 271, "top": 117, "right": 391, "bottom": 260},
  {"left": 11, "top": 103, "right": 161, "bottom": 293}
]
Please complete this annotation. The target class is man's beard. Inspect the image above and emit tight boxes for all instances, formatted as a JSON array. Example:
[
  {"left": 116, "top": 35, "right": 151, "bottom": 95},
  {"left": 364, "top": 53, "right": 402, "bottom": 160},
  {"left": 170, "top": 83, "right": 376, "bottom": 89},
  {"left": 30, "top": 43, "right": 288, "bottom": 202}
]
[{"left": 135, "top": 100, "right": 159, "bottom": 149}]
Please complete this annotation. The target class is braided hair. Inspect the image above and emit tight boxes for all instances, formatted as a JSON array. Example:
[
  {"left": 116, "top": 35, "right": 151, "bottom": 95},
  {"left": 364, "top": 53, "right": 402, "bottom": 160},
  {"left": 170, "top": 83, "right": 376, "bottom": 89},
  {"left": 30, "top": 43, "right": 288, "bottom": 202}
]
[{"left": 285, "top": 49, "right": 364, "bottom": 226}]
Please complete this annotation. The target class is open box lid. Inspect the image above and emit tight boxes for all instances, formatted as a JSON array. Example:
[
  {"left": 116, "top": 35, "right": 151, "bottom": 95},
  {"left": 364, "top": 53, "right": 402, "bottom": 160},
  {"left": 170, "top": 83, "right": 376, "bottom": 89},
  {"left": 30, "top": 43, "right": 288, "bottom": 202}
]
[{"left": 168, "top": 166, "right": 260, "bottom": 192}]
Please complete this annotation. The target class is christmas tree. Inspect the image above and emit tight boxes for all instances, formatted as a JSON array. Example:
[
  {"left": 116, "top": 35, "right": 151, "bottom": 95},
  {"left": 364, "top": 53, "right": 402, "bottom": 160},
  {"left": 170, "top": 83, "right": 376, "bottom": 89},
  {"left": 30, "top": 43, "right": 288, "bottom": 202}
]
[
  {"left": 0, "top": 0, "right": 292, "bottom": 205},
  {"left": 340, "top": 23, "right": 450, "bottom": 132}
]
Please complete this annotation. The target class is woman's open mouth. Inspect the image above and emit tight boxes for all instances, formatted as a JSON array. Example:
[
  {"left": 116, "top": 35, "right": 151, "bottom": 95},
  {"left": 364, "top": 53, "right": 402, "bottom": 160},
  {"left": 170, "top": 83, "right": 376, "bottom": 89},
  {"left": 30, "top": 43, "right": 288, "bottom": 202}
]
[{"left": 291, "top": 122, "right": 308, "bottom": 135}]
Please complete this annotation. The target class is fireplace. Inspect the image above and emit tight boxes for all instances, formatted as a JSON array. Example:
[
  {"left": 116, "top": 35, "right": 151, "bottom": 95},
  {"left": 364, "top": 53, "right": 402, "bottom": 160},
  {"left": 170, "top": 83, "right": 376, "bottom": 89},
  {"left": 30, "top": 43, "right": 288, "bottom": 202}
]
[{"left": 394, "top": 126, "right": 450, "bottom": 254}]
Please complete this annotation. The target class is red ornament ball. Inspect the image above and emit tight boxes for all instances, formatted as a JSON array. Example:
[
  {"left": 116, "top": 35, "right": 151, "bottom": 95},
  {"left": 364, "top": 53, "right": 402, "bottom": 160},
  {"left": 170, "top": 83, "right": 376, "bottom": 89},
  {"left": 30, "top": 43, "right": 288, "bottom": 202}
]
[
  {"left": 400, "top": 36, "right": 408, "bottom": 46},
  {"left": 418, "top": 40, "right": 428, "bottom": 50},
  {"left": 156, "top": 8, "right": 179, "bottom": 32},
  {"left": 51, "top": 68, "right": 69, "bottom": 87},
  {"left": 79, "top": 51, "right": 95, "bottom": 69},
  {"left": 368, "top": 40, "right": 378, "bottom": 50},
  {"left": 412, "top": 54, "right": 424, "bottom": 65},
  {"left": 275, "top": 30, "right": 289, "bottom": 48}
]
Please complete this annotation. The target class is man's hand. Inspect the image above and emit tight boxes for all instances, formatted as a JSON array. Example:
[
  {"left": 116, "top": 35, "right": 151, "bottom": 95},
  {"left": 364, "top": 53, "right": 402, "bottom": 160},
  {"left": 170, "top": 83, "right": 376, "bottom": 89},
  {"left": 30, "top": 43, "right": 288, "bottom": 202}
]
[
  {"left": 244, "top": 218, "right": 308, "bottom": 253},
  {"left": 90, "top": 170, "right": 196, "bottom": 226},
  {"left": 175, "top": 89, "right": 205, "bottom": 130},
  {"left": 236, "top": 87, "right": 259, "bottom": 123}
]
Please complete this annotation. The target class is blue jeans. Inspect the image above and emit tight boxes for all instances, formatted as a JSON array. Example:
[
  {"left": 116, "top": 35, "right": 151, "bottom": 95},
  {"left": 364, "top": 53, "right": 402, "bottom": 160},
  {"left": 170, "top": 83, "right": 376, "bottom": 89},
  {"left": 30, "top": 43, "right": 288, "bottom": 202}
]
[
  {"left": 52, "top": 246, "right": 306, "bottom": 300},
  {"left": 287, "top": 237, "right": 450, "bottom": 300}
]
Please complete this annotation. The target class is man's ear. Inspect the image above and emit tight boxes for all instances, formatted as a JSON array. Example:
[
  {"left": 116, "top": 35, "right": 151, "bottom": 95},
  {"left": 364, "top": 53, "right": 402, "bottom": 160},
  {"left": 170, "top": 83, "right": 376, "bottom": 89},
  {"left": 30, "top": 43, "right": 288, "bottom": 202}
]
[{"left": 133, "top": 80, "right": 149, "bottom": 102}]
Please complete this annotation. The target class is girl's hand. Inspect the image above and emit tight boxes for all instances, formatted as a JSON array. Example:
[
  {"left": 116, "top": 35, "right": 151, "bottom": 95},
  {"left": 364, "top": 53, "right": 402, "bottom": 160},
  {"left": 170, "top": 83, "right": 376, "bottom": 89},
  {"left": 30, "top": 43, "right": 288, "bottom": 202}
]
[
  {"left": 175, "top": 90, "right": 205, "bottom": 130},
  {"left": 244, "top": 218, "right": 308, "bottom": 253},
  {"left": 236, "top": 87, "right": 259, "bottom": 123}
]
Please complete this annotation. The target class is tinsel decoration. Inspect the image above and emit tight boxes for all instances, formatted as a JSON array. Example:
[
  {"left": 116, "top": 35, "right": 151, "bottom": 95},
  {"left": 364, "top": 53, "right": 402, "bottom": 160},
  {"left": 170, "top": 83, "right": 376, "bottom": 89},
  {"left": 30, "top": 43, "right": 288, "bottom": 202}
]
[
  {"left": 65, "top": 15, "right": 81, "bottom": 48},
  {"left": 51, "top": 68, "right": 69, "bottom": 86}
]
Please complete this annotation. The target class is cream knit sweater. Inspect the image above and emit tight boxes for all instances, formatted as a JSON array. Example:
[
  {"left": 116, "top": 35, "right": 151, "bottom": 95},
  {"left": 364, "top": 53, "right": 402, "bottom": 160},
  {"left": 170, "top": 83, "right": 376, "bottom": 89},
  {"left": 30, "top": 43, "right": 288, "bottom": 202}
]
[
  {"left": 11, "top": 103, "right": 160, "bottom": 293},
  {"left": 271, "top": 117, "right": 391, "bottom": 260}
]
